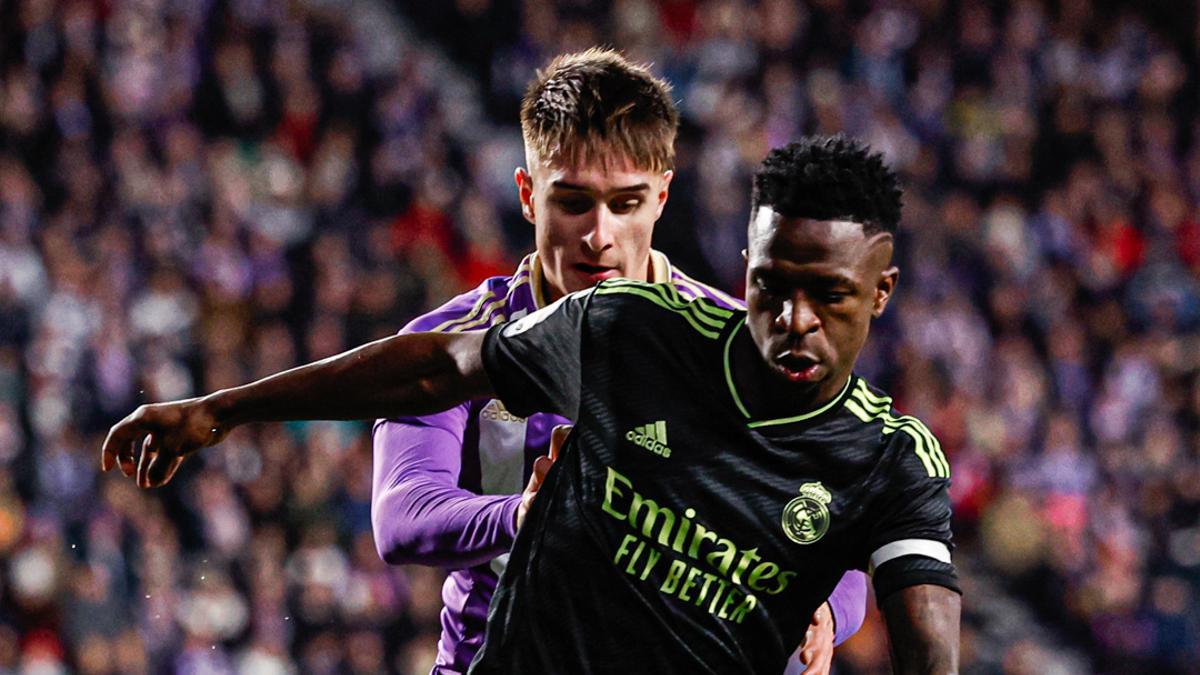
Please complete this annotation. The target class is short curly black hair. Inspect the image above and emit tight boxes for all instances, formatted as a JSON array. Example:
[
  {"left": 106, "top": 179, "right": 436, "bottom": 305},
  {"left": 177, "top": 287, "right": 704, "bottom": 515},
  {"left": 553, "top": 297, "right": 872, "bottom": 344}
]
[{"left": 751, "top": 135, "right": 902, "bottom": 235}]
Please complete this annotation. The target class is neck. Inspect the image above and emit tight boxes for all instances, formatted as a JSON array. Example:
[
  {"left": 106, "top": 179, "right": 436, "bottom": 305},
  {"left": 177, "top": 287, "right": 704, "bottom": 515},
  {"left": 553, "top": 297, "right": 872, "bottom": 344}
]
[{"left": 541, "top": 275, "right": 562, "bottom": 304}]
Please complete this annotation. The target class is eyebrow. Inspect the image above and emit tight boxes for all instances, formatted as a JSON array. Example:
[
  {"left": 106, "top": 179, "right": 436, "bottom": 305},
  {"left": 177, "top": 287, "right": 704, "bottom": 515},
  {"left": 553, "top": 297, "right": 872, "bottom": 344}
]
[
  {"left": 755, "top": 267, "right": 859, "bottom": 289},
  {"left": 550, "top": 181, "right": 651, "bottom": 194}
]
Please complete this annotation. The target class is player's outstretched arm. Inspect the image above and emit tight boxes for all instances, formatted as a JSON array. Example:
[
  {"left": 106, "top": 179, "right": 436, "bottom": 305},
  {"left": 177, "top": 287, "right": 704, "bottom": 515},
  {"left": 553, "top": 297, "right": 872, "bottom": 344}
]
[
  {"left": 102, "top": 331, "right": 493, "bottom": 488},
  {"left": 880, "top": 583, "right": 961, "bottom": 675}
]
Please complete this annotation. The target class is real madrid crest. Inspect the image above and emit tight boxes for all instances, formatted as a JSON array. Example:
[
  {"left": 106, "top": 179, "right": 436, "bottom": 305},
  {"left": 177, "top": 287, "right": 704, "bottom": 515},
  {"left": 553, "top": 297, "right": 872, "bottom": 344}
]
[{"left": 782, "top": 482, "right": 832, "bottom": 545}]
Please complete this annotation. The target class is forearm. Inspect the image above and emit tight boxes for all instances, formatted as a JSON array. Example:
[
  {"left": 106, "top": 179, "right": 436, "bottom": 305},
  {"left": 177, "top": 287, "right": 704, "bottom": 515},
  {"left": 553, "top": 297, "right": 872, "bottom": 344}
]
[
  {"left": 828, "top": 570, "right": 869, "bottom": 646},
  {"left": 374, "top": 481, "right": 520, "bottom": 567},
  {"left": 210, "top": 332, "right": 490, "bottom": 428},
  {"left": 881, "top": 584, "right": 961, "bottom": 675},
  {"left": 372, "top": 416, "right": 520, "bottom": 568}
]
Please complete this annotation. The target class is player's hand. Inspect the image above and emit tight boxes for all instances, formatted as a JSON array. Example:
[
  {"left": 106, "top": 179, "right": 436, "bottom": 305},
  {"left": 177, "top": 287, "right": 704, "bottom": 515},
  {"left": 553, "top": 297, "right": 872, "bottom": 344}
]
[
  {"left": 101, "top": 396, "right": 230, "bottom": 488},
  {"left": 798, "top": 601, "right": 835, "bottom": 674},
  {"left": 517, "top": 424, "right": 570, "bottom": 529}
]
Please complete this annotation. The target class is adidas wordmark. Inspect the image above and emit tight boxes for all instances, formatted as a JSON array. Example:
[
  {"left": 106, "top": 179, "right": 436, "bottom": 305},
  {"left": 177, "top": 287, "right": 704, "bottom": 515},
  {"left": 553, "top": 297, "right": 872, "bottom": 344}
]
[{"left": 626, "top": 421, "right": 671, "bottom": 458}]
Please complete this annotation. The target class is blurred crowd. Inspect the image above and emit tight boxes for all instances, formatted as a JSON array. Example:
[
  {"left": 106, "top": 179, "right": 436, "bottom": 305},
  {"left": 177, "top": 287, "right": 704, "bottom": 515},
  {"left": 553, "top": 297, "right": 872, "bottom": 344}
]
[{"left": 1, "top": 0, "right": 1199, "bottom": 673}]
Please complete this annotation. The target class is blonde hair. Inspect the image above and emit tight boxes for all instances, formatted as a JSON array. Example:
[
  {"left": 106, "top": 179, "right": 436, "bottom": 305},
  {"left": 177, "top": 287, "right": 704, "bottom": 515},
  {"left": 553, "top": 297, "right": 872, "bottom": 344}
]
[{"left": 520, "top": 48, "right": 678, "bottom": 172}]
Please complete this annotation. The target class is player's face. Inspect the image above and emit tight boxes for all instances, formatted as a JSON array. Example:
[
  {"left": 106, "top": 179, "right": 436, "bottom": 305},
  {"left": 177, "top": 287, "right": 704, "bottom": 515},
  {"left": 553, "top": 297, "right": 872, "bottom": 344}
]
[
  {"left": 515, "top": 155, "right": 673, "bottom": 301},
  {"left": 744, "top": 208, "right": 898, "bottom": 404}
]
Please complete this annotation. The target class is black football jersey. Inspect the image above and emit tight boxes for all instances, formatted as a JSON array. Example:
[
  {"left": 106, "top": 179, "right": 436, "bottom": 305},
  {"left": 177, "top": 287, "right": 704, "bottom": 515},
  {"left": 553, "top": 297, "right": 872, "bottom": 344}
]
[{"left": 469, "top": 280, "right": 955, "bottom": 674}]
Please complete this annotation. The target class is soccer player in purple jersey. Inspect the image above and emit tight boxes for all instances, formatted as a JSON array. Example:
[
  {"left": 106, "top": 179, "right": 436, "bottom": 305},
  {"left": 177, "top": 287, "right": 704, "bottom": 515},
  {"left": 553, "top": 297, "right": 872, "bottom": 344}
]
[{"left": 367, "top": 49, "right": 866, "bottom": 674}]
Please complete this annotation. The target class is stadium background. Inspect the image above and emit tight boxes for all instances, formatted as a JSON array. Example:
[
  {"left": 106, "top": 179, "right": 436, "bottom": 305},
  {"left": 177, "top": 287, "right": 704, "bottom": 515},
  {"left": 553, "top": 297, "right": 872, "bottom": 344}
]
[{"left": 1, "top": 0, "right": 1198, "bottom": 672}]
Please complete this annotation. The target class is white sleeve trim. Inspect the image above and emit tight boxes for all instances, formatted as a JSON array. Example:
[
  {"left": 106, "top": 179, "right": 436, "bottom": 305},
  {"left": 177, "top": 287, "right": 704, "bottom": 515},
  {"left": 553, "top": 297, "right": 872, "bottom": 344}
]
[{"left": 869, "top": 539, "right": 951, "bottom": 574}]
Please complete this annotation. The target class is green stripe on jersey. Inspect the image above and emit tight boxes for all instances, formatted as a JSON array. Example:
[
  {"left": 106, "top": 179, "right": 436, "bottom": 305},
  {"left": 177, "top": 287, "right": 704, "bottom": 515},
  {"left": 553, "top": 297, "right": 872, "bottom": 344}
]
[
  {"left": 851, "top": 382, "right": 949, "bottom": 476},
  {"left": 595, "top": 282, "right": 730, "bottom": 339},
  {"left": 845, "top": 384, "right": 950, "bottom": 478},
  {"left": 722, "top": 318, "right": 752, "bottom": 418},
  {"left": 657, "top": 281, "right": 735, "bottom": 320},
  {"left": 603, "top": 279, "right": 735, "bottom": 324},
  {"left": 844, "top": 397, "right": 940, "bottom": 477}
]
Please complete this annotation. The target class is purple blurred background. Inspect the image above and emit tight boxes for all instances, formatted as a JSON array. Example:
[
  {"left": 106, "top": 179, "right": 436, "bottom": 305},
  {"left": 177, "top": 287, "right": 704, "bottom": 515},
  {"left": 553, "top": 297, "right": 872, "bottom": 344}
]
[{"left": 1, "top": 0, "right": 1199, "bottom": 672}]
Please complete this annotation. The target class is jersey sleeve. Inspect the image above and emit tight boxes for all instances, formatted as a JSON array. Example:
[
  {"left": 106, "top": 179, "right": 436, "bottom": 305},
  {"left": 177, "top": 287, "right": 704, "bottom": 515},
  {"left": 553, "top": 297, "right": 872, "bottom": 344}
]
[
  {"left": 480, "top": 290, "right": 591, "bottom": 420},
  {"left": 828, "top": 570, "right": 868, "bottom": 646},
  {"left": 371, "top": 408, "right": 521, "bottom": 568},
  {"left": 862, "top": 433, "right": 959, "bottom": 603},
  {"left": 370, "top": 277, "right": 524, "bottom": 569}
]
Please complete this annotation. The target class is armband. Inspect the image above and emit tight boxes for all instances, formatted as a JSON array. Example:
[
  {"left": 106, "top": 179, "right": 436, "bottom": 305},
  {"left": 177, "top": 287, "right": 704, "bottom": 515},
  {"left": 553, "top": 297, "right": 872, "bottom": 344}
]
[{"left": 869, "top": 539, "right": 960, "bottom": 603}]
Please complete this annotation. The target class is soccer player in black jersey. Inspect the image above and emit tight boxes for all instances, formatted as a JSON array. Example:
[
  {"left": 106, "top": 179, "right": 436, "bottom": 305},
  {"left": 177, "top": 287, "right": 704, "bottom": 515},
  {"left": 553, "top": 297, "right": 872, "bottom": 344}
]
[{"left": 103, "top": 135, "right": 961, "bottom": 674}]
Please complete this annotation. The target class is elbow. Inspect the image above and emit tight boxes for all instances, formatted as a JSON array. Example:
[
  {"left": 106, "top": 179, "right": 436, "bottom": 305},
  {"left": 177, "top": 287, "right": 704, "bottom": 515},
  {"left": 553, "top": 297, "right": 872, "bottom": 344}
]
[
  {"left": 371, "top": 525, "right": 407, "bottom": 566},
  {"left": 370, "top": 509, "right": 402, "bottom": 564},
  {"left": 371, "top": 489, "right": 427, "bottom": 566}
]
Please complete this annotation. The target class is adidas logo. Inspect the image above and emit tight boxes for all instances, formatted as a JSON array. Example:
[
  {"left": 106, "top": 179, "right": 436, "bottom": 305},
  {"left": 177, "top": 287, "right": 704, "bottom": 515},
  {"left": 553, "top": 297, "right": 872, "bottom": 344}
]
[
  {"left": 626, "top": 421, "right": 672, "bottom": 458},
  {"left": 480, "top": 399, "right": 525, "bottom": 424}
]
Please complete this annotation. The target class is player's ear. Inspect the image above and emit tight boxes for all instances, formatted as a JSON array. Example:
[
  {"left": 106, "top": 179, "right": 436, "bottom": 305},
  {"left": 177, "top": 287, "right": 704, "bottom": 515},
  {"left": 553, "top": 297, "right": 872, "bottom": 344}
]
[
  {"left": 741, "top": 249, "right": 749, "bottom": 262},
  {"left": 873, "top": 266, "right": 899, "bottom": 318},
  {"left": 515, "top": 167, "right": 535, "bottom": 224},
  {"left": 653, "top": 170, "right": 674, "bottom": 219}
]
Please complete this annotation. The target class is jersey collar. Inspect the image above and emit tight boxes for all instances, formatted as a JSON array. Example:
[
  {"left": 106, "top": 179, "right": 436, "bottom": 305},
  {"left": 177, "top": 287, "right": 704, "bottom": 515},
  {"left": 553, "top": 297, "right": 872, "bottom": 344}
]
[
  {"left": 527, "top": 250, "right": 673, "bottom": 309},
  {"left": 721, "top": 316, "right": 855, "bottom": 429}
]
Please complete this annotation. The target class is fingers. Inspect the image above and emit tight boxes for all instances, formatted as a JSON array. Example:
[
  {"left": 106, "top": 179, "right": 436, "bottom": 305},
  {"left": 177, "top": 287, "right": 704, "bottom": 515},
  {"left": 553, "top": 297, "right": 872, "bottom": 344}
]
[
  {"left": 523, "top": 470, "right": 540, "bottom": 497},
  {"left": 136, "top": 435, "right": 157, "bottom": 488},
  {"left": 799, "top": 642, "right": 832, "bottom": 672},
  {"left": 103, "top": 400, "right": 213, "bottom": 488},
  {"left": 799, "top": 603, "right": 835, "bottom": 673},
  {"left": 102, "top": 406, "right": 152, "bottom": 476},
  {"left": 531, "top": 454, "right": 553, "bottom": 486},
  {"left": 146, "top": 450, "right": 176, "bottom": 488},
  {"left": 804, "top": 648, "right": 832, "bottom": 675},
  {"left": 100, "top": 427, "right": 117, "bottom": 472},
  {"left": 101, "top": 417, "right": 138, "bottom": 474},
  {"left": 549, "top": 424, "right": 571, "bottom": 461},
  {"left": 523, "top": 456, "right": 548, "bottom": 495},
  {"left": 161, "top": 456, "right": 186, "bottom": 485},
  {"left": 137, "top": 433, "right": 193, "bottom": 488},
  {"left": 108, "top": 422, "right": 140, "bottom": 475},
  {"left": 800, "top": 623, "right": 814, "bottom": 662},
  {"left": 517, "top": 453, "right": 555, "bottom": 530},
  {"left": 119, "top": 439, "right": 137, "bottom": 476},
  {"left": 523, "top": 455, "right": 554, "bottom": 499}
]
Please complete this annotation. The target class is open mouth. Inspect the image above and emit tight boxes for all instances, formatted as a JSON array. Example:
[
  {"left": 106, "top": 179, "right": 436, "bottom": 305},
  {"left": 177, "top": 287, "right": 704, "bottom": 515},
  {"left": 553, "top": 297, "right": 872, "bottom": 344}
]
[{"left": 775, "top": 354, "right": 821, "bottom": 382}]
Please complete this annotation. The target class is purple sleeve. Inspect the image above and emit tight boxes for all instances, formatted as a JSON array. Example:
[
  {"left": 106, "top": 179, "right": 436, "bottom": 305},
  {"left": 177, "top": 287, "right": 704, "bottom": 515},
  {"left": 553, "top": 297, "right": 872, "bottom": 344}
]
[
  {"left": 783, "top": 569, "right": 871, "bottom": 673},
  {"left": 828, "top": 570, "right": 869, "bottom": 646},
  {"left": 371, "top": 409, "right": 521, "bottom": 568},
  {"left": 369, "top": 279, "right": 523, "bottom": 569}
]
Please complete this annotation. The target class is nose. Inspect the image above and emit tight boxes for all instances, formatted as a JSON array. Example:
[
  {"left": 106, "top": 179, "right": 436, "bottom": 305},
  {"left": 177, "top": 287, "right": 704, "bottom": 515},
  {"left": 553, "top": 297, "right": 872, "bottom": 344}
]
[
  {"left": 775, "top": 294, "right": 821, "bottom": 335},
  {"left": 582, "top": 205, "right": 616, "bottom": 254}
]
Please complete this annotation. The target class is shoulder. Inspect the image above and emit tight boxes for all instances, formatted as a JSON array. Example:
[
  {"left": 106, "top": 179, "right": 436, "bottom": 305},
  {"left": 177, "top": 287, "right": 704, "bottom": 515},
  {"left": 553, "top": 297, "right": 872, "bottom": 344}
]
[
  {"left": 667, "top": 267, "right": 744, "bottom": 310},
  {"left": 402, "top": 273, "right": 525, "bottom": 334},
  {"left": 590, "top": 279, "right": 740, "bottom": 341},
  {"left": 841, "top": 378, "right": 951, "bottom": 481}
]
